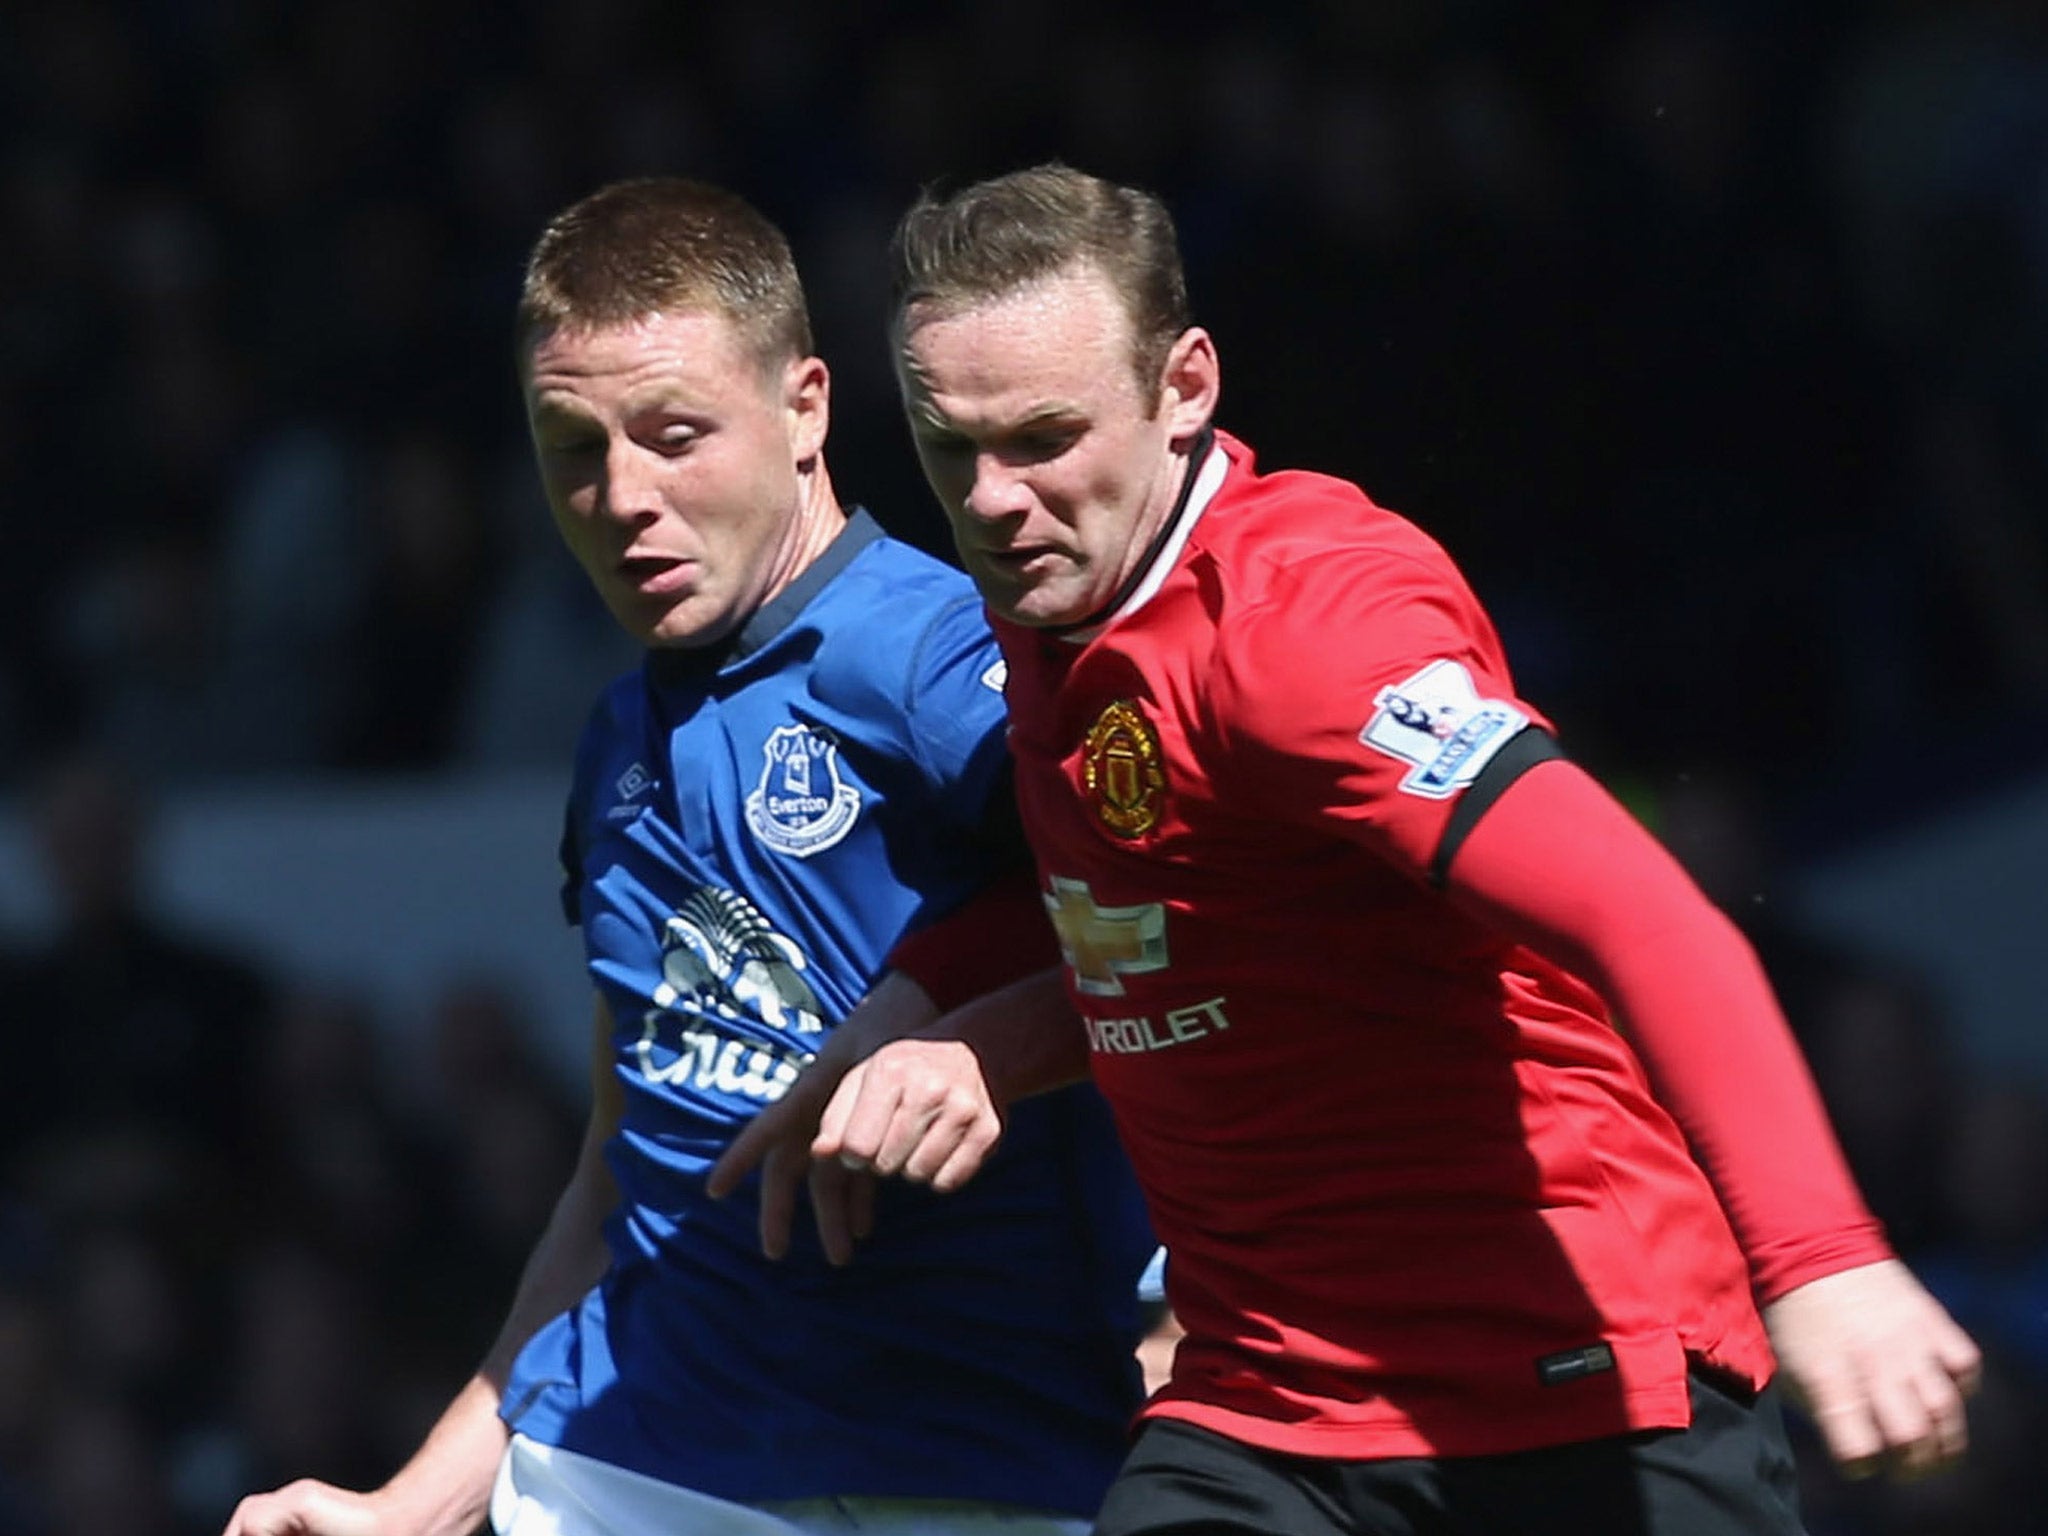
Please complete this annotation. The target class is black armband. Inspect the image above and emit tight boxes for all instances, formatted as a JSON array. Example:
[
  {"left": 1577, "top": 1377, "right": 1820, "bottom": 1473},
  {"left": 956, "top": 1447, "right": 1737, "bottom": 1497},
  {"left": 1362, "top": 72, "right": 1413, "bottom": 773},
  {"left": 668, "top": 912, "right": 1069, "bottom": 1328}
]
[{"left": 1428, "top": 727, "right": 1567, "bottom": 889}]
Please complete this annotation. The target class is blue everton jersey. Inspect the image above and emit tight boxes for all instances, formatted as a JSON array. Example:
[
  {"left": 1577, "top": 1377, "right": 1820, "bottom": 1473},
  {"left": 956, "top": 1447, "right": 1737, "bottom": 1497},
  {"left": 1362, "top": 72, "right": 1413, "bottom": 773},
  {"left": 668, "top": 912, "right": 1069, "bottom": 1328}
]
[{"left": 501, "top": 512, "right": 1154, "bottom": 1515}]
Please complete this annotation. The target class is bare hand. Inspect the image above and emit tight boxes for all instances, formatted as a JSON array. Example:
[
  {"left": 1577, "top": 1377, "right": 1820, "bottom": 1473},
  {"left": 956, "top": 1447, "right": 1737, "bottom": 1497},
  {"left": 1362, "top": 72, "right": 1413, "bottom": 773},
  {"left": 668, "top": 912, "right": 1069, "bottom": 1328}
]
[
  {"left": 1761, "top": 1258, "right": 1982, "bottom": 1480},
  {"left": 813, "top": 1037, "right": 1006, "bottom": 1193},
  {"left": 222, "top": 1480, "right": 383, "bottom": 1536},
  {"left": 709, "top": 1034, "right": 1004, "bottom": 1262},
  {"left": 707, "top": 973, "right": 940, "bottom": 1262}
]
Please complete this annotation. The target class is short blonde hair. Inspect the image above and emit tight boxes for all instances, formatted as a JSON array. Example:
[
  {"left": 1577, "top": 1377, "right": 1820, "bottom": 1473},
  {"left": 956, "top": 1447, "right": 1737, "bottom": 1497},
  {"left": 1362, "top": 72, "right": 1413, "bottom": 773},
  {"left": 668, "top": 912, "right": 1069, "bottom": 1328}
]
[{"left": 517, "top": 177, "right": 812, "bottom": 371}]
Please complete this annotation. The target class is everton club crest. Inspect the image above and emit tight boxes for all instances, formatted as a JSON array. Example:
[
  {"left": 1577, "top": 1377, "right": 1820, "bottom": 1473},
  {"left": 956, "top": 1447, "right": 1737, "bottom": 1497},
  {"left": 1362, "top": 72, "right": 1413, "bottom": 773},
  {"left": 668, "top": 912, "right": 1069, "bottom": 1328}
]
[
  {"left": 1082, "top": 700, "right": 1166, "bottom": 838},
  {"left": 745, "top": 723, "right": 862, "bottom": 858}
]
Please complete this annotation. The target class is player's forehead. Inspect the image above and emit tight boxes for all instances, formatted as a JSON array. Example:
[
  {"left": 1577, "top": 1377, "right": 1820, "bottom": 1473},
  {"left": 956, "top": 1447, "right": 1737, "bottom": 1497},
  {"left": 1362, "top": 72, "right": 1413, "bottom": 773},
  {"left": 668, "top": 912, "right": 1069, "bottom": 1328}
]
[
  {"left": 525, "top": 308, "right": 767, "bottom": 414},
  {"left": 899, "top": 267, "right": 1141, "bottom": 421},
  {"left": 904, "top": 264, "right": 1134, "bottom": 365}
]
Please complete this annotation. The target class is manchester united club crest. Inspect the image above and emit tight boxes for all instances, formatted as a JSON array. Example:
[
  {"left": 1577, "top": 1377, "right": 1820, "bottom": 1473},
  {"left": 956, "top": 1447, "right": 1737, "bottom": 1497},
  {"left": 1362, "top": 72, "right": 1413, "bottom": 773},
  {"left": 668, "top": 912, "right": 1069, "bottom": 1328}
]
[{"left": 1082, "top": 700, "right": 1166, "bottom": 838}]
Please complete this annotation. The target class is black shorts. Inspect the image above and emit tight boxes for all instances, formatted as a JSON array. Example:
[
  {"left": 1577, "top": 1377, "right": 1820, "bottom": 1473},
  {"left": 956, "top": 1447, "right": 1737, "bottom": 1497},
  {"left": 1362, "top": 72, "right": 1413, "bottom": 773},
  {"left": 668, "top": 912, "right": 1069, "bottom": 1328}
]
[{"left": 1092, "top": 1371, "right": 1805, "bottom": 1536}]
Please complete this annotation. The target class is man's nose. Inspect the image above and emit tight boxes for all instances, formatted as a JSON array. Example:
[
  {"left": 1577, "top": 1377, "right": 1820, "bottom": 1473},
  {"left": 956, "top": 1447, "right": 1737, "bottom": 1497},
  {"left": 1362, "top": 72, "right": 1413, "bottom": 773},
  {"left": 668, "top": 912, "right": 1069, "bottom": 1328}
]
[
  {"left": 600, "top": 442, "right": 664, "bottom": 525},
  {"left": 964, "top": 452, "right": 1032, "bottom": 523}
]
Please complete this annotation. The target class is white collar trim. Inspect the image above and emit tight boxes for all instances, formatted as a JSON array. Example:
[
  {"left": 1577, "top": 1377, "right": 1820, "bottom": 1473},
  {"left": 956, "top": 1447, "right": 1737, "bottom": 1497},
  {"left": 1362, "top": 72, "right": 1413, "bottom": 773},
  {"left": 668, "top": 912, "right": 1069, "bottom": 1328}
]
[{"left": 1060, "top": 440, "right": 1231, "bottom": 643}]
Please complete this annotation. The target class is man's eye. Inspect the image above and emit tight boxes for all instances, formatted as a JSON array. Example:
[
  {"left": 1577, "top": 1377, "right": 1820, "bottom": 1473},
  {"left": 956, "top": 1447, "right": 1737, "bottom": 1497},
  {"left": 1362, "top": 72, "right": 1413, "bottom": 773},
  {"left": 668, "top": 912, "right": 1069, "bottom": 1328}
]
[
  {"left": 1008, "top": 428, "right": 1078, "bottom": 463},
  {"left": 1018, "top": 432, "right": 1075, "bottom": 459}
]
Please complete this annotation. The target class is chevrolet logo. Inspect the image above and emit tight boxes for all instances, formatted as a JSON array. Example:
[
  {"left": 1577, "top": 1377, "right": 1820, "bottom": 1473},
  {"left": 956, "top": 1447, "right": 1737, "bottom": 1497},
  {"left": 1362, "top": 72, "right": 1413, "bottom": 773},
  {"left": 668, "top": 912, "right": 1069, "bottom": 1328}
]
[{"left": 1043, "top": 875, "right": 1167, "bottom": 996}]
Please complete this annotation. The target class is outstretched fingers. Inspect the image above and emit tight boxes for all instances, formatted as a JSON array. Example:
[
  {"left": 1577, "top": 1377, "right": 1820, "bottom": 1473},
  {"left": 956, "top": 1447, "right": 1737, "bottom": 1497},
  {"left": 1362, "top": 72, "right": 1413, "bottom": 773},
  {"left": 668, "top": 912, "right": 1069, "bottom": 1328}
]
[{"left": 706, "top": 1064, "right": 843, "bottom": 1257}]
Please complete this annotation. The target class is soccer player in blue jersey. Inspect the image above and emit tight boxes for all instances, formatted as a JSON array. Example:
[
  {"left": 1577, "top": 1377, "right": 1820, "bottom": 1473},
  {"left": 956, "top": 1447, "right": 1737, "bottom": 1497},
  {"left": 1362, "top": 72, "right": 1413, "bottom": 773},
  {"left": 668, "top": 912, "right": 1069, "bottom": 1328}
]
[{"left": 221, "top": 178, "right": 1154, "bottom": 1536}]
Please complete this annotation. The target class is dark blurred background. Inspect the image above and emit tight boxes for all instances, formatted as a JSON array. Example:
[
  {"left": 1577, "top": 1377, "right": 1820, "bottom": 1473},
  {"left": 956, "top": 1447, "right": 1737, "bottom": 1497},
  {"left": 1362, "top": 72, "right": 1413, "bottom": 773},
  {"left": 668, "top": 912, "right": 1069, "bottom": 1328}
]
[{"left": 2, "top": 1, "right": 2046, "bottom": 1532}]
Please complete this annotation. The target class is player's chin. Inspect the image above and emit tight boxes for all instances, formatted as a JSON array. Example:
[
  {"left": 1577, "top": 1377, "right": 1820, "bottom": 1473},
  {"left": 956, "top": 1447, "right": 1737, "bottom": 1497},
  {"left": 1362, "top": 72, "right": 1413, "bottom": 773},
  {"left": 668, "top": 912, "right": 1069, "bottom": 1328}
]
[
  {"left": 983, "top": 573, "right": 1094, "bottom": 629},
  {"left": 996, "top": 596, "right": 1082, "bottom": 629},
  {"left": 642, "top": 592, "right": 740, "bottom": 649}
]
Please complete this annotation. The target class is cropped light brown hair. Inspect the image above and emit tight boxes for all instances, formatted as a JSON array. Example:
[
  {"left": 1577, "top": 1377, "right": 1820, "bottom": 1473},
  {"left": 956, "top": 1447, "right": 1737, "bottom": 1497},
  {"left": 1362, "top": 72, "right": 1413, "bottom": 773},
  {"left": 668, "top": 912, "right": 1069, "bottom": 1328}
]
[
  {"left": 517, "top": 177, "right": 813, "bottom": 372},
  {"left": 890, "top": 163, "right": 1190, "bottom": 402}
]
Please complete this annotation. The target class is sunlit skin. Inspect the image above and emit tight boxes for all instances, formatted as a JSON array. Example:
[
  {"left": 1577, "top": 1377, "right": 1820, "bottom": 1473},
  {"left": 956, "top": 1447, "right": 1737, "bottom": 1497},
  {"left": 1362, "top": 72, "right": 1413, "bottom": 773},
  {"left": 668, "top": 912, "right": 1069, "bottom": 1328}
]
[
  {"left": 894, "top": 264, "right": 1219, "bottom": 629},
  {"left": 524, "top": 309, "right": 845, "bottom": 648}
]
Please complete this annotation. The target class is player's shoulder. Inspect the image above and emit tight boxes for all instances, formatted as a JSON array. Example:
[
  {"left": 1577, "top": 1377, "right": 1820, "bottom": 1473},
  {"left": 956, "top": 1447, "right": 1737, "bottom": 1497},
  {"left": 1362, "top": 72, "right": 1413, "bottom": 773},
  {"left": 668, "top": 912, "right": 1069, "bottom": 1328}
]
[
  {"left": 1184, "top": 437, "right": 1499, "bottom": 710},
  {"left": 811, "top": 520, "right": 994, "bottom": 687},
  {"left": 562, "top": 661, "right": 655, "bottom": 801},
  {"left": 581, "top": 660, "right": 652, "bottom": 738},
  {"left": 1200, "top": 440, "right": 1456, "bottom": 591},
  {"left": 1194, "top": 437, "right": 1470, "bottom": 623},
  {"left": 831, "top": 520, "right": 982, "bottom": 615}
]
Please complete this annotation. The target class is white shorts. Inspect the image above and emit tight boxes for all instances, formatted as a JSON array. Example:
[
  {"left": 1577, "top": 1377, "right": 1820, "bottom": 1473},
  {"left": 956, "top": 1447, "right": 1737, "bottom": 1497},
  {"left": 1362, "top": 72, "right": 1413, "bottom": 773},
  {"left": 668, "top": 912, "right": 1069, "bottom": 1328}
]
[{"left": 491, "top": 1433, "right": 1092, "bottom": 1536}]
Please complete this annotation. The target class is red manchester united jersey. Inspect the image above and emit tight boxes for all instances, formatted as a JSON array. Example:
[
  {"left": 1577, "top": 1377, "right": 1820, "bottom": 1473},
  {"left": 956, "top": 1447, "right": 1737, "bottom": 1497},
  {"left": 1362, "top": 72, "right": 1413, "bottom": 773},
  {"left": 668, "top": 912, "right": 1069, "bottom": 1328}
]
[{"left": 994, "top": 433, "right": 1779, "bottom": 1459}]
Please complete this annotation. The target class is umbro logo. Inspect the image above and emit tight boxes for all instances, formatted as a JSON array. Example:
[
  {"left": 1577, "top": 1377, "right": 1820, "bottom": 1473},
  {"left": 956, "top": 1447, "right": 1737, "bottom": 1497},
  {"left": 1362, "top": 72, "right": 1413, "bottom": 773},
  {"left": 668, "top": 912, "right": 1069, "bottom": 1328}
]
[{"left": 609, "top": 762, "right": 654, "bottom": 820}]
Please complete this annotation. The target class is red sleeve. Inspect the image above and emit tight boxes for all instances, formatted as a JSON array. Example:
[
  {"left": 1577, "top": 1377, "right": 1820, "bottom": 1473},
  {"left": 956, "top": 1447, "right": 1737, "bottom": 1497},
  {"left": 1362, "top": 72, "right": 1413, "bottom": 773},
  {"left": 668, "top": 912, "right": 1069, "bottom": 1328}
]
[
  {"left": 1444, "top": 758, "right": 1892, "bottom": 1302},
  {"left": 1210, "top": 542, "right": 1550, "bottom": 880},
  {"left": 886, "top": 865, "right": 1061, "bottom": 1015}
]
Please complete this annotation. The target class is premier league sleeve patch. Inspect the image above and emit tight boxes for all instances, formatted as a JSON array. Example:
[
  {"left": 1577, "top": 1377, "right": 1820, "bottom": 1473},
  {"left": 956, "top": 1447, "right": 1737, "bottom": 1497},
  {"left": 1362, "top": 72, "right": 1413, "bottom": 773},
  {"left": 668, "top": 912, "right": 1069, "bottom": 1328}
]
[
  {"left": 744, "top": 723, "right": 863, "bottom": 857},
  {"left": 1359, "top": 660, "right": 1529, "bottom": 799}
]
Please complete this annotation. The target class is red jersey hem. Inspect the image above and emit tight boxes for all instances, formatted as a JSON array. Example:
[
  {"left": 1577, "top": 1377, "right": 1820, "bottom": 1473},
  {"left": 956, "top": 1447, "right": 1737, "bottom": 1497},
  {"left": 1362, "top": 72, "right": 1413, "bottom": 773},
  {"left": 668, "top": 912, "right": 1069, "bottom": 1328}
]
[{"left": 1136, "top": 1376, "right": 1696, "bottom": 1460}]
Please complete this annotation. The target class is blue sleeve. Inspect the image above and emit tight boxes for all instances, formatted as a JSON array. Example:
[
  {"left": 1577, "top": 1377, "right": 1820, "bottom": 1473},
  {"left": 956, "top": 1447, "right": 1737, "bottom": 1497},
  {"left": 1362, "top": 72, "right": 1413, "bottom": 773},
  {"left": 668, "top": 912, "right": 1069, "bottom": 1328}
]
[
  {"left": 557, "top": 801, "right": 583, "bottom": 926},
  {"left": 557, "top": 691, "right": 614, "bottom": 927},
  {"left": 897, "top": 592, "right": 1013, "bottom": 829},
  {"left": 808, "top": 584, "right": 1011, "bottom": 835}
]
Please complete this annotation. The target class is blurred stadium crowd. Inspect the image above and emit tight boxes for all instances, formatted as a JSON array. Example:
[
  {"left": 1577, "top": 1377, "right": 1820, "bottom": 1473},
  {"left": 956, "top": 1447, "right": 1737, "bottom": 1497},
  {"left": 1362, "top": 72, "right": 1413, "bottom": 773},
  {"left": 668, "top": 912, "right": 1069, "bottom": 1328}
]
[{"left": 2, "top": 1, "right": 2047, "bottom": 1533}]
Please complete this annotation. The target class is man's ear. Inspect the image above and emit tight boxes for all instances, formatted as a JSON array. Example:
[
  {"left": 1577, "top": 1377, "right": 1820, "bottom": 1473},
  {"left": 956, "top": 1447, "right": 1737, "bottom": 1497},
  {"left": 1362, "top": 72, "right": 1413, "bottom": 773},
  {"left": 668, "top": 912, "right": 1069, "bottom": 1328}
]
[
  {"left": 786, "top": 354, "right": 831, "bottom": 467},
  {"left": 1159, "top": 327, "right": 1220, "bottom": 444}
]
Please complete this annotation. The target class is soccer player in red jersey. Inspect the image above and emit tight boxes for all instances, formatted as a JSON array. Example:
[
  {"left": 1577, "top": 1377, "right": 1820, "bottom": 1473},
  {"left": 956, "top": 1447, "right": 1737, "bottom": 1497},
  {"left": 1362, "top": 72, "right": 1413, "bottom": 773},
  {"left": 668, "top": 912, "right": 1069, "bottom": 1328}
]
[{"left": 716, "top": 165, "right": 1980, "bottom": 1535}]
